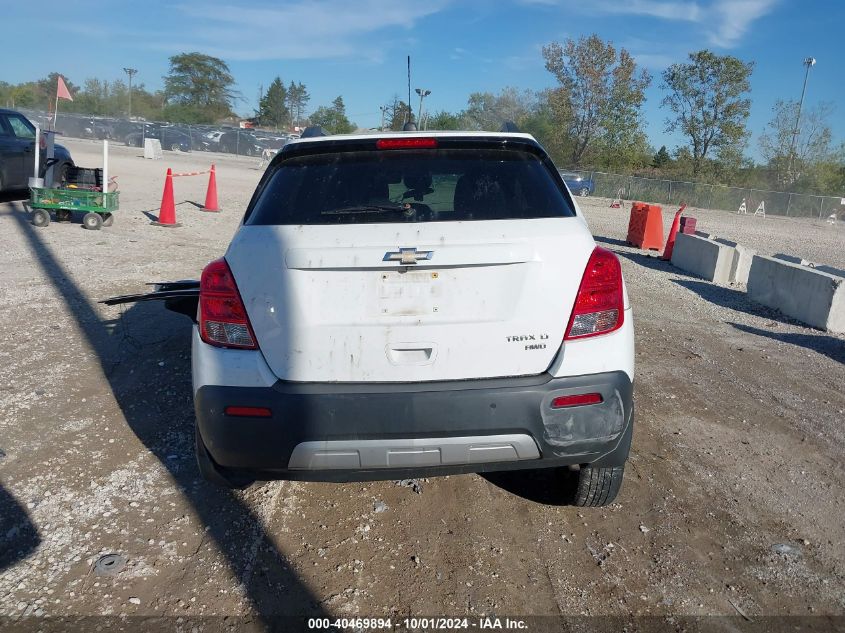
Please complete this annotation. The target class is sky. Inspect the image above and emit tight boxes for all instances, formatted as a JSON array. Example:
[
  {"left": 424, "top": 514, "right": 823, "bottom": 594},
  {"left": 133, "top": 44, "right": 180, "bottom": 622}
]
[{"left": 3, "top": 0, "right": 844, "bottom": 160}]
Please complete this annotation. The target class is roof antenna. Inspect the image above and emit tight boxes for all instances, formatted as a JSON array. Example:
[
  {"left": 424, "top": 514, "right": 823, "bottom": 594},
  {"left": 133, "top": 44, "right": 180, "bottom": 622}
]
[{"left": 403, "top": 55, "right": 417, "bottom": 131}]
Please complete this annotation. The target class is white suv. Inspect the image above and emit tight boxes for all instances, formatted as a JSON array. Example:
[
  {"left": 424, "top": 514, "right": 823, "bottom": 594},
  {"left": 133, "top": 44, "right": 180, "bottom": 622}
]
[{"left": 192, "top": 131, "right": 635, "bottom": 505}]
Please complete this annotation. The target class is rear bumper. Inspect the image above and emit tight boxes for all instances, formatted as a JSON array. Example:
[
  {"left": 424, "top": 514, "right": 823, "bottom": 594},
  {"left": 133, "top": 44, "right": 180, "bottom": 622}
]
[{"left": 195, "top": 370, "right": 634, "bottom": 482}]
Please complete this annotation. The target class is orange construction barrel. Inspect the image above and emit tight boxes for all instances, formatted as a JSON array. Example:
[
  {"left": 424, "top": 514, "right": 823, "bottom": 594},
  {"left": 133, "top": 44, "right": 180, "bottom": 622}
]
[{"left": 626, "top": 202, "right": 664, "bottom": 250}]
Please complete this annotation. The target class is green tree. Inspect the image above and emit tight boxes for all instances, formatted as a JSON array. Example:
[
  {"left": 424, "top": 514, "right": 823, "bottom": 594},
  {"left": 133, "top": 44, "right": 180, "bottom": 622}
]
[
  {"left": 287, "top": 81, "right": 310, "bottom": 128},
  {"left": 661, "top": 50, "right": 754, "bottom": 176},
  {"left": 130, "top": 84, "right": 166, "bottom": 120},
  {"left": 259, "top": 77, "right": 290, "bottom": 129},
  {"left": 71, "top": 78, "right": 109, "bottom": 115},
  {"left": 463, "top": 87, "right": 536, "bottom": 131},
  {"left": 759, "top": 100, "right": 833, "bottom": 186},
  {"left": 542, "top": 35, "right": 651, "bottom": 165},
  {"left": 809, "top": 143, "right": 845, "bottom": 195},
  {"left": 426, "top": 110, "right": 463, "bottom": 130},
  {"left": 652, "top": 146, "right": 672, "bottom": 169},
  {"left": 0, "top": 81, "right": 12, "bottom": 107},
  {"left": 35, "top": 73, "right": 78, "bottom": 109},
  {"left": 310, "top": 96, "right": 354, "bottom": 134},
  {"left": 163, "top": 52, "right": 236, "bottom": 122},
  {"left": 383, "top": 96, "right": 411, "bottom": 130}
]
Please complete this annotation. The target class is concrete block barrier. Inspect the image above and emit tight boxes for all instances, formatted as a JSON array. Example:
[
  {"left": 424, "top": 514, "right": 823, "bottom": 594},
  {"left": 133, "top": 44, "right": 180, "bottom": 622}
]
[
  {"left": 714, "top": 238, "right": 757, "bottom": 285},
  {"left": 747, "top": 256, "right": 845, "bottom": 333},
  {"left": 670, "top": 233, "right": 734, "bottom": 284},
  {"left": 774, "top": 254, "right": 845, "bottom": 279}
]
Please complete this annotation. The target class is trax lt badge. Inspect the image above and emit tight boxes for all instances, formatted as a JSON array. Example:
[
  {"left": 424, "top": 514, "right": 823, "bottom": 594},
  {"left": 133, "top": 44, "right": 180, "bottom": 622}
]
[{"left": 383, "top": 247, "right": 434, "bottom": 265}]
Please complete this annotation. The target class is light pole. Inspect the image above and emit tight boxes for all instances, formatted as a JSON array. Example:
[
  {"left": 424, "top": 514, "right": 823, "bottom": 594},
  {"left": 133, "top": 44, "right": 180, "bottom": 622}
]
[
  {"left": 415, "top": 88, "right": 431, "bottom": 130},
  {"left": 788, "top": 57, "right": 815, "bottom": 181},
  {"left": 123, "top": 67, "right": 138, "bottom": 120},
  {"left": 379, "top": 105, "right": 388, "bottom": 131}
]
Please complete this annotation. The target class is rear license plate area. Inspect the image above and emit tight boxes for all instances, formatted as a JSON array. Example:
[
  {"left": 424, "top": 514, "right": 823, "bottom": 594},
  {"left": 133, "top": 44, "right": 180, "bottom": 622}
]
[{"left": 377, "top": 270, "right": 442, "bottom": 316}]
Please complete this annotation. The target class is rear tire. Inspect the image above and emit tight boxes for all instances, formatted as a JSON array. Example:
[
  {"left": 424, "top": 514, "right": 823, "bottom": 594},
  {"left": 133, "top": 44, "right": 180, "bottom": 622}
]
[
  {"left": 31, "top": 209, "right": 50, "bottom": 228},
  {"left": 52, "top": 163, "right": 69, "bottom": 188},
  {"left": 195, "top": 426, "right": 253, "bottom": 489},
  {"left": 82, "top": 212, "right": 103, "bottom": 230},
  {"left": 570, "top": 464, "right": 625, "bottom": 506}
]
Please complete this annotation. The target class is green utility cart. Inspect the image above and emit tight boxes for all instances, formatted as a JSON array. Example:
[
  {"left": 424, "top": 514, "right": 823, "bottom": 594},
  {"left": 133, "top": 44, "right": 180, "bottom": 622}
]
[{"left": 29, "top": 187, "right": 119, "bottom": 230}]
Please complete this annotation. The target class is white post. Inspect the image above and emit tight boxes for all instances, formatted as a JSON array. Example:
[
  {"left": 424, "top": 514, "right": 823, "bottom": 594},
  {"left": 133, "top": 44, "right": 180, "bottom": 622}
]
[
  {"left": 34, "top": 125, "right": 40, "bottom": 179},
  {"left": 102, "top": 140, "right": 109, "bottom": 193}
]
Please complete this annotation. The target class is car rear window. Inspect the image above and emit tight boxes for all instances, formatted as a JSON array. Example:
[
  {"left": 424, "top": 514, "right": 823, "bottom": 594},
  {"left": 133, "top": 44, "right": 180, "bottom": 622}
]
[{"left": 246, "top": 147, "right": 575, "bottom": 225}]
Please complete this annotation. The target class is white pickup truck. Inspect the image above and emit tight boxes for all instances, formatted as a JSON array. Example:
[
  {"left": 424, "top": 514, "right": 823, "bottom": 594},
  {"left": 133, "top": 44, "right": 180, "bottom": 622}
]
[{"left": 130, "top": 130, "right": 636, "bottom": 505}]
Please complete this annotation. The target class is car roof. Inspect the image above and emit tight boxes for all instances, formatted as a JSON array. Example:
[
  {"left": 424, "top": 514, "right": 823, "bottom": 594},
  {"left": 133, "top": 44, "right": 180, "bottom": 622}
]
[{"left": 285, "top": 130, "right": 536, "bottom": 148}]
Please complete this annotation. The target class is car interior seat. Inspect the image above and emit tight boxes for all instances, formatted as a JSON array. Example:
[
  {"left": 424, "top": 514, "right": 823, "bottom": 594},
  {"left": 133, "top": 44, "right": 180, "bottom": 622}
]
[
  {"left": 402, "top": 173, "right": 433, "bottom": 202},
  {"left": 453, "top": 172, "right": 509, "bottom": 219}
]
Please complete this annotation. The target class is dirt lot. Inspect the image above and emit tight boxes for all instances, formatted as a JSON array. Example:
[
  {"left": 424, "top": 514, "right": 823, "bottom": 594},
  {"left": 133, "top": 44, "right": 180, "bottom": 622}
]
[{"left": 1, "top": 139, "right": 844, "bottom": 630}]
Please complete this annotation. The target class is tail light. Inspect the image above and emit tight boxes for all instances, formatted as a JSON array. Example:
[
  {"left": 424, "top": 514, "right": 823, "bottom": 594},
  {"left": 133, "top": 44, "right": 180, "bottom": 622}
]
[
  {"left": 199, "top": 258, "right": 257, "bottom": 349},
  {"left": 564, "top": 246, "right": 624, "bottom": 340}
]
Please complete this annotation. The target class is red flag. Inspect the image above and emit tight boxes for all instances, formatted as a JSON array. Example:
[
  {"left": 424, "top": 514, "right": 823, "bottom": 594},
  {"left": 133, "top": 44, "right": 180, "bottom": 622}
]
[{"left": 56, "top": 76, "right": 73, "bottom": 101}]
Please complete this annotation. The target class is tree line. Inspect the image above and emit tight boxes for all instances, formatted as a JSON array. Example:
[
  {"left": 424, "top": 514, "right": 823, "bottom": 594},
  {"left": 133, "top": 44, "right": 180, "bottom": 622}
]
[
  {"left": 415, "top": 38, "right": 842, "bottom": 196},
  {"left": 2, "top": 41, "right": 842, "bottom": 196}
]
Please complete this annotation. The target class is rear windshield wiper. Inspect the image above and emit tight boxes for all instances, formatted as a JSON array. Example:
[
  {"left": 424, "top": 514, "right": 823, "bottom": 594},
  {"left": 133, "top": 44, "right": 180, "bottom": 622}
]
[{"left": 322, "top": 204, "right": 408, "bottom": 215}]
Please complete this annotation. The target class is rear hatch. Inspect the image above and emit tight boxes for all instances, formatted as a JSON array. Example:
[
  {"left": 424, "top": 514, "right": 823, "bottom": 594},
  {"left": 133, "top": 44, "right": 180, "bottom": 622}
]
[{"left": 226, "top": 135, "right": 595, "bottom": 383}]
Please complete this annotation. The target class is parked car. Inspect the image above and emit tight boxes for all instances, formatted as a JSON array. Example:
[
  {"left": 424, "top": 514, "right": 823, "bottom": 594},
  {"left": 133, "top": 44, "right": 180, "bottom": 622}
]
[
  {"left": 188, "top": 130, "right": 634, "bottom": 503},
  {"left": 560, "top": 171, "right": 594, "bottom": 197},
  {"left": 112, "top": 120, "right": 147, "bottom": 140},
  {"left": 176, "top": 126, "right": 213, "bottom": 151},
  {"left": 255, "top": 135, "right": 290, "bottom": 150},
  {"left": 202, "top": 130, "right": 225, "bottom": 152},
  {"left": 0, "top": 108, "right": 74, "bottom": 191},
  {"left": 106, "top": 130, "right": 635, "bottom": 504},
  {"left": 125, "top": 128, "right": 192, "bottom": 152},
  {"left": 218, "top": 130, "right": 265, "bottom": 156}
]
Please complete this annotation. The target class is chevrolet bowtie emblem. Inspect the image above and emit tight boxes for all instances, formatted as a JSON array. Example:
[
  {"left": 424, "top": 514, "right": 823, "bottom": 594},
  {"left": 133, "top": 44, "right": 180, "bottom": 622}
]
[{"left": 384, "top": 247, "right": 434, "bottom": 265}]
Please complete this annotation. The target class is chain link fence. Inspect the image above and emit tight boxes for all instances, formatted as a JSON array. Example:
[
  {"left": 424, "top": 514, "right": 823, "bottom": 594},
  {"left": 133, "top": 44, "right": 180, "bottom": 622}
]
[
  {"left": 17, "top": 108, "right": 295, "bottom": 158},
  {"left": 569, "top": 169, "right": 844, "bottom": 220},
  {"left": 14, "top": 107, "right": 845, "bottom": 220}
]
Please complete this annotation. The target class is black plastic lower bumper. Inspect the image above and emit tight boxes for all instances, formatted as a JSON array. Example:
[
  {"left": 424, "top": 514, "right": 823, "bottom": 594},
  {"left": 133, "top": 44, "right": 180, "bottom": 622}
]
[{"left": 195, "top": 371, "right": 634, "bottom": 481}]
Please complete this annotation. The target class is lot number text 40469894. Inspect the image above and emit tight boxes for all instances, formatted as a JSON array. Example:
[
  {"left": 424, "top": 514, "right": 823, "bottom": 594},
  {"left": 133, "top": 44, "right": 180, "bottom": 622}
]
[{"left": 307, "top": 616, "right": 528, "bottom": 630}]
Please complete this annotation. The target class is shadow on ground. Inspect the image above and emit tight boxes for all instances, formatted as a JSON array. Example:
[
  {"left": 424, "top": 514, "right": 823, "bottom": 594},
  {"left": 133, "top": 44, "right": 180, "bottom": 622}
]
[
  {"left": 481, "top": 468, "right": 578, "bottom": 506},
  {"left": 0, "top": 484, "right": 41, "bottom": 572},
  {"left": 672, "top": 278, "right": 795, "bottom": 325},
  {"left": 0, "top": 189, "right": 28, "bottom": 204},
  {"left": 592, "top": 235, "right": 630, "bottom": 248},
  {"left": 0, "top": 194, "right": 42, "bottom": 572},
  {"left": 729, "top": 322, "right": 845, "bottom": 365},
  {"left": 8, "top": 202, "right": 328, "bottom": 622},
  {"left": 592, "top": 236, "right": 687, "bottom": 276}
]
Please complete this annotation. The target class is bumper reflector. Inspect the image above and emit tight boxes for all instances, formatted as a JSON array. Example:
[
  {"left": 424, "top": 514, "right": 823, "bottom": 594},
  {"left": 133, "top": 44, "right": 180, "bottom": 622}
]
[
  {"left": 224, "top": 406, "right": 272, "bottom": 418},
  {"left": 550, "top": 393, "right": 603, "bottom": 409}
]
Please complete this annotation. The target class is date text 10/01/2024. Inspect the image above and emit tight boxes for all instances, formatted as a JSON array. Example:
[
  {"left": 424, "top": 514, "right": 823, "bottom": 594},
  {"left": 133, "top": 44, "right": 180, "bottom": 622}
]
[{"left": 307, "top": 617, "right": 529, "bottom": 630}]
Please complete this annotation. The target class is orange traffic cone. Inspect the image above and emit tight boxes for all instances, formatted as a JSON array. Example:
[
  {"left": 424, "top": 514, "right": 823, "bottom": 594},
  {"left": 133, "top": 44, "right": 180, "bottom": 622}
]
[
  {"left": 203, "top": 164, "right": 220, "bottom": 212},
  {"left": 152, "top": 168, "right": 181, "bottom": 227},
  {"left": 662, "top": 203, "right": 686, "bottom": 260}
]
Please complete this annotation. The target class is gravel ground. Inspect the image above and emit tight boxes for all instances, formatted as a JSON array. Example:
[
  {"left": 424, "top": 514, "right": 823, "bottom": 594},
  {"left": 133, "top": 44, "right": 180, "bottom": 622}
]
[{"left": 0, "top": 140, "right": 843, "bottom": 630}]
